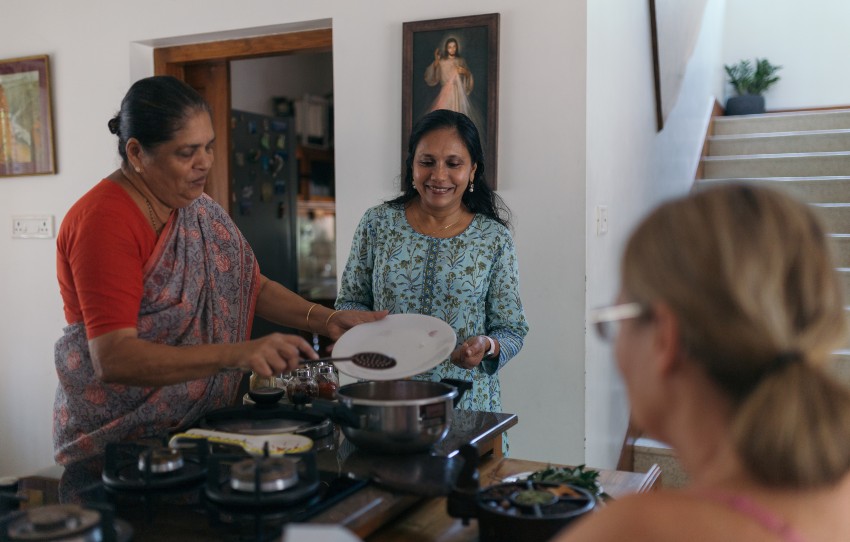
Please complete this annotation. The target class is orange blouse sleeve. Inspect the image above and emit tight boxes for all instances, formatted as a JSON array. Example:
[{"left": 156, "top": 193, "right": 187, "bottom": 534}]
[{"left": 56, "top": 180, "right": 157, "bottom": 339}]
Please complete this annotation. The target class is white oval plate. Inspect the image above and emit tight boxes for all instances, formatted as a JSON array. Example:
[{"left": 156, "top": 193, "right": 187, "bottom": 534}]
[{"left": 332, "top": 314, "right": 457, "bottom": 381}]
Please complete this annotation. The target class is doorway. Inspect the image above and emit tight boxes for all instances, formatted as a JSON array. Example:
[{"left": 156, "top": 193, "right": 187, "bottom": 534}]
[{"left": 153, "top": 29, "right": 337, "bottom": 340}]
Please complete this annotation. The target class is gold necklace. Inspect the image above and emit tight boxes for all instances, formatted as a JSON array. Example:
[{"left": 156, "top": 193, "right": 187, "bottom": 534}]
[
  {"left": 425, "top": 218, "right": 461, "bottom": 236},
  {"left": 415, "top": 207, "right": 462, "bottom": 236},
  {"left": 124, "top": 173, "right": 164, "bottom": 234}
]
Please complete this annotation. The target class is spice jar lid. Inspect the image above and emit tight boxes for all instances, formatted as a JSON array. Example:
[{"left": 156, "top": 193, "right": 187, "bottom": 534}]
[{"left": 294, "top": 367, "right": 314, "bottom": 378}]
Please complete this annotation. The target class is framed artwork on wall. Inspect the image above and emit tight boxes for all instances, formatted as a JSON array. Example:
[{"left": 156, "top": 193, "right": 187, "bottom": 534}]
[
  {"left": 402, "top": 13, "right": 500, "bottom": 189},
  {"left": 0, "top": 55, "right": 56, "bottom": 177}
]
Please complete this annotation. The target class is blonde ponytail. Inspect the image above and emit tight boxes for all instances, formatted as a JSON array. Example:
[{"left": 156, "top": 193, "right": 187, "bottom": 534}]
[
  {"left": 733, "top": 360, "right": 850, "bottom": 488},
  {"left": 623, "top": 184, "right": 850, "bottom": 489}
]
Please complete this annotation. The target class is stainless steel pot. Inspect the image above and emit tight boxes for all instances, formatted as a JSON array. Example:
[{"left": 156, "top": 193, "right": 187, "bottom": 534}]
[{"left": 323, "top": 380, "right": 461, "bottom": 454}]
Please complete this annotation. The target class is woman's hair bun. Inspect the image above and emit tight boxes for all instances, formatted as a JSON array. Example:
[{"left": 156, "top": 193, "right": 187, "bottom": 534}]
[{"left": 107, "top": 116, "right": 120, "bottom": 135}]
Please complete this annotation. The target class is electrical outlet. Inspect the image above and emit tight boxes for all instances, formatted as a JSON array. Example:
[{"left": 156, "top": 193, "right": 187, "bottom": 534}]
[
  {"left": 12, "top": 219, "right": 27, "bottom": 236},
  {"left": 596, "top": 205, "right": 609, "bottom": 236},
  {"left": 37, "top": 218, "right": 52, "bottom": 236},
  {"left": 11, "top": 215, "right": 54, "bottom": 239}
]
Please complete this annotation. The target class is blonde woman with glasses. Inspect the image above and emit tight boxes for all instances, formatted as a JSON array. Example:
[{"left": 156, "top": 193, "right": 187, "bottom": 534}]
[{"left": 556, "top": 184, "right": 850, "bottom": 542}]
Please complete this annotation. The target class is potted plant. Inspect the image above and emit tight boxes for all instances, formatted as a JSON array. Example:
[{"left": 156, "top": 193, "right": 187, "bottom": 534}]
[{"left": 723, "top": 58, "right": 782, "bottom": 115}]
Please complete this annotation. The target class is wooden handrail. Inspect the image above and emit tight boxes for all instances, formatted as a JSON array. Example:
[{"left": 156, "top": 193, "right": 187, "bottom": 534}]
[{"left": 616, "top": 415, "right": 644, "bottom": 472}]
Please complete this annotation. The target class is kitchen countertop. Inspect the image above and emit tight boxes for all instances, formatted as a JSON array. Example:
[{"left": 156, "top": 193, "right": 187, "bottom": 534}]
[
  {"left": 11, "top": 409, "right": 518, "bottom": 541},
  {"left": 300, "top": 410, "right": 518, "bottom": 537},
  {"left": 365, "top": 457, "right": 662, "bottom": 542},
  {"left": 10, "top": 411, "right": 661, "bottom": 541}
]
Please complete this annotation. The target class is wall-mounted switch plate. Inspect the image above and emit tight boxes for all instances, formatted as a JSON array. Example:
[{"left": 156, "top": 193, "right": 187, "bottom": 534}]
[
  {"left": 596, "top": 205, "right": 609, "bottom": 236},
  {"left": 12, "top": 215, "right": 55, "bottom": 239}
]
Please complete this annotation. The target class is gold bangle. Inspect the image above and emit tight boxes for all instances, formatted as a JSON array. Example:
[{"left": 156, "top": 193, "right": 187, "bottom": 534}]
[
  {"left": 325, "top": 310, "right": 340, "bottom": 331},
  {"left": 306, "top": 303, "right": 318, "bottom": 331}
]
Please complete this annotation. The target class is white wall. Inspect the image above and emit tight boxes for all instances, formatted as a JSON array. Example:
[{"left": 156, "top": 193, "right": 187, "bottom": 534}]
[
  {"left": 231, "top": 53, "right": 334, "bottom": 116},
  {"left": 584, "top": 0, "right": 727, "bottom": 467},
  {"left": 0, "top": 0, "right": 588, "bottom": 476},
  {"left": 492, "top": 2, "right": 588, "bottom": 465},
  {"left": 722, "top": 0, "right": 850, "bottom": 110}
]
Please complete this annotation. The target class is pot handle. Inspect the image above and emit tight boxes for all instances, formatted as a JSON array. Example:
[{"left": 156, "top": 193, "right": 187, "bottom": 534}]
[
  {"left": 446, "top": 443, "right": 480, "bottom": 522},
  {"left": 309, "top": 398, "right": 362, "bottom": 428},
  {"left": 440, "top": 378, "right": 473, "bottom": 408}
]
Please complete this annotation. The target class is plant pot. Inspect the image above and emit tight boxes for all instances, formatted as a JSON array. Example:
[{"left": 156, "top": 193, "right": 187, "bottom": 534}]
[{"left": 725, "top": 94, "right": 765, "bottom": 116}]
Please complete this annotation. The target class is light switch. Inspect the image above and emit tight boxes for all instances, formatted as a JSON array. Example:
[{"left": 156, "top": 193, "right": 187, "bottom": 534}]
[{"left": 596, "top": 206, "right": 608, "bottom": 236}]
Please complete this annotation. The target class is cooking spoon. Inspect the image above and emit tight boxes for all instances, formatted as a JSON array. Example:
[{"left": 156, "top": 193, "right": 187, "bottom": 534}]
[{"left": 299, "top": 352, "right": 397, "bottom": 370}]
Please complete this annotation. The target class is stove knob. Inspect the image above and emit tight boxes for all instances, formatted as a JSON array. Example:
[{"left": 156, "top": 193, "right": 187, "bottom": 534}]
[
  {"left": 0, "top": 476, "right": 22, "bottom": 514},
  {"left": 0, "top": 476, "right": 18, "bottom": 493}
]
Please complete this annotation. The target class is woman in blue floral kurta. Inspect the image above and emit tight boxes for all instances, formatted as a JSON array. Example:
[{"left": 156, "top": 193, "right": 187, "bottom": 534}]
[{"left": 336, "top": 109, "right": 529, "bottom": 416}]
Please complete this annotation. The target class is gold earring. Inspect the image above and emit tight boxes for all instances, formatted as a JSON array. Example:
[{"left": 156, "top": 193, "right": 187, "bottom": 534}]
[{"left": 134, "top": 166, "right": 141, "bottom": 173}]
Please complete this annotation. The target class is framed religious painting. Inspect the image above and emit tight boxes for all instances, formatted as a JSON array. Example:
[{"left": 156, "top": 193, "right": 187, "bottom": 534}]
[
  {"left": 402, "top": 13, "right": 500, "bottom": 189},
  {"left": 0, "top": 55, "right": 56, "bottom": 177}
]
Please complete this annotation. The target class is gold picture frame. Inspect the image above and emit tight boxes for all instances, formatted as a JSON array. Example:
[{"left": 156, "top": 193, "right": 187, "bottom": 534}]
[{"left": 0, "top": 55, "right": 56, "bottom": 177}]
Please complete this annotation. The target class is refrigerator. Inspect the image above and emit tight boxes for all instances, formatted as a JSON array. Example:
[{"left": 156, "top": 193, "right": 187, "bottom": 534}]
[{"left": 230, "top": 109, "right": 298, "bottom": 338}]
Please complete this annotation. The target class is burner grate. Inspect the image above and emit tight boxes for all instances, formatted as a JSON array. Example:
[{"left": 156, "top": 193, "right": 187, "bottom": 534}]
[
  {"left": 205, "top": 452, "right": 321, "bottom": 508},
  {"left": 0, "top": 503, "right": 133, "bottom": 542},
  {"left": 102, "top": 440, "right": 208, "bottom": 492}
]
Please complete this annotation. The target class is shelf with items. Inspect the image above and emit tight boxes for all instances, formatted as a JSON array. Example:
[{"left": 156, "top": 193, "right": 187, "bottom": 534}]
[
  {"left": 296, "top": 144, "right": 335, "bottom": 201},
  {"left": 297, "top": 201, "right": 336, "bottom": 301},
  {"left": 295, "top": 200, "right": 336, "bottom": 356}
]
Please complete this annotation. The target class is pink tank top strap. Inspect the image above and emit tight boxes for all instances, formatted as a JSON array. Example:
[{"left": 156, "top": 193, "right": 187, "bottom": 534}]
[{"left": 695, "top": 491, "right": 806, "bottom": 542}]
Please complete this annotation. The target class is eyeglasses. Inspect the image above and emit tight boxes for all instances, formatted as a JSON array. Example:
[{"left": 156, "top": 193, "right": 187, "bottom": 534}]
[{"left": 589, "top": 302, "right": 647, "bottom": 342}]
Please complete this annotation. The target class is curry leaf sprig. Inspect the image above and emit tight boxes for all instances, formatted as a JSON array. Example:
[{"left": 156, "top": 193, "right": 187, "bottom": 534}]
[{"left": 524, "top": 465, "right": 612, "bottom": 500}]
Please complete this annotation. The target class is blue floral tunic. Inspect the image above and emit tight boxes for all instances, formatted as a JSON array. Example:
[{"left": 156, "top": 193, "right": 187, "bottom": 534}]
[{"left": 336, "top": 203, "right": 529, "bottom": 413}]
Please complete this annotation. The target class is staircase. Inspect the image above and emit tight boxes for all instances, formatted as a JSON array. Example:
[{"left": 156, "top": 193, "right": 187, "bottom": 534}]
[
  {"left": 633, "top": 108, "right": 850, "bottom": 488},
  {"left": 700, "top": 108, "right": 850, "bottom": 384}
]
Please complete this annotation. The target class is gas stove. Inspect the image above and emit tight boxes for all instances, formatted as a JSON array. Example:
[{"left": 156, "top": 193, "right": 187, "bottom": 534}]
[
  {"left": 0, "top": 501, "right": 133, "bottom": 542},
  {"left": 2, "top": 410, "right": 519, "bottom": 542},
  {"left": 1, "top": 439, "right": 366, "bottom": 542}
]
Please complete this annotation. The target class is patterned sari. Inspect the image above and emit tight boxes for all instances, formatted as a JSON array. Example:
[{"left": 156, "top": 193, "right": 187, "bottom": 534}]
[{"left": 53, "top": 194, "right": 260, "bottom": 464}]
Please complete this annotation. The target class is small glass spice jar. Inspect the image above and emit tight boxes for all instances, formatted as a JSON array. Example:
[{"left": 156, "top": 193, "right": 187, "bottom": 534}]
[
  {"left": 315, "top": 363, "right": 340, "bottom": 400},
  {"left": 286, "top": 367, "right": 318, "bottom": 405},
  {"left": 249, "top": 372, "right": 280, "bottom": 391}
]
